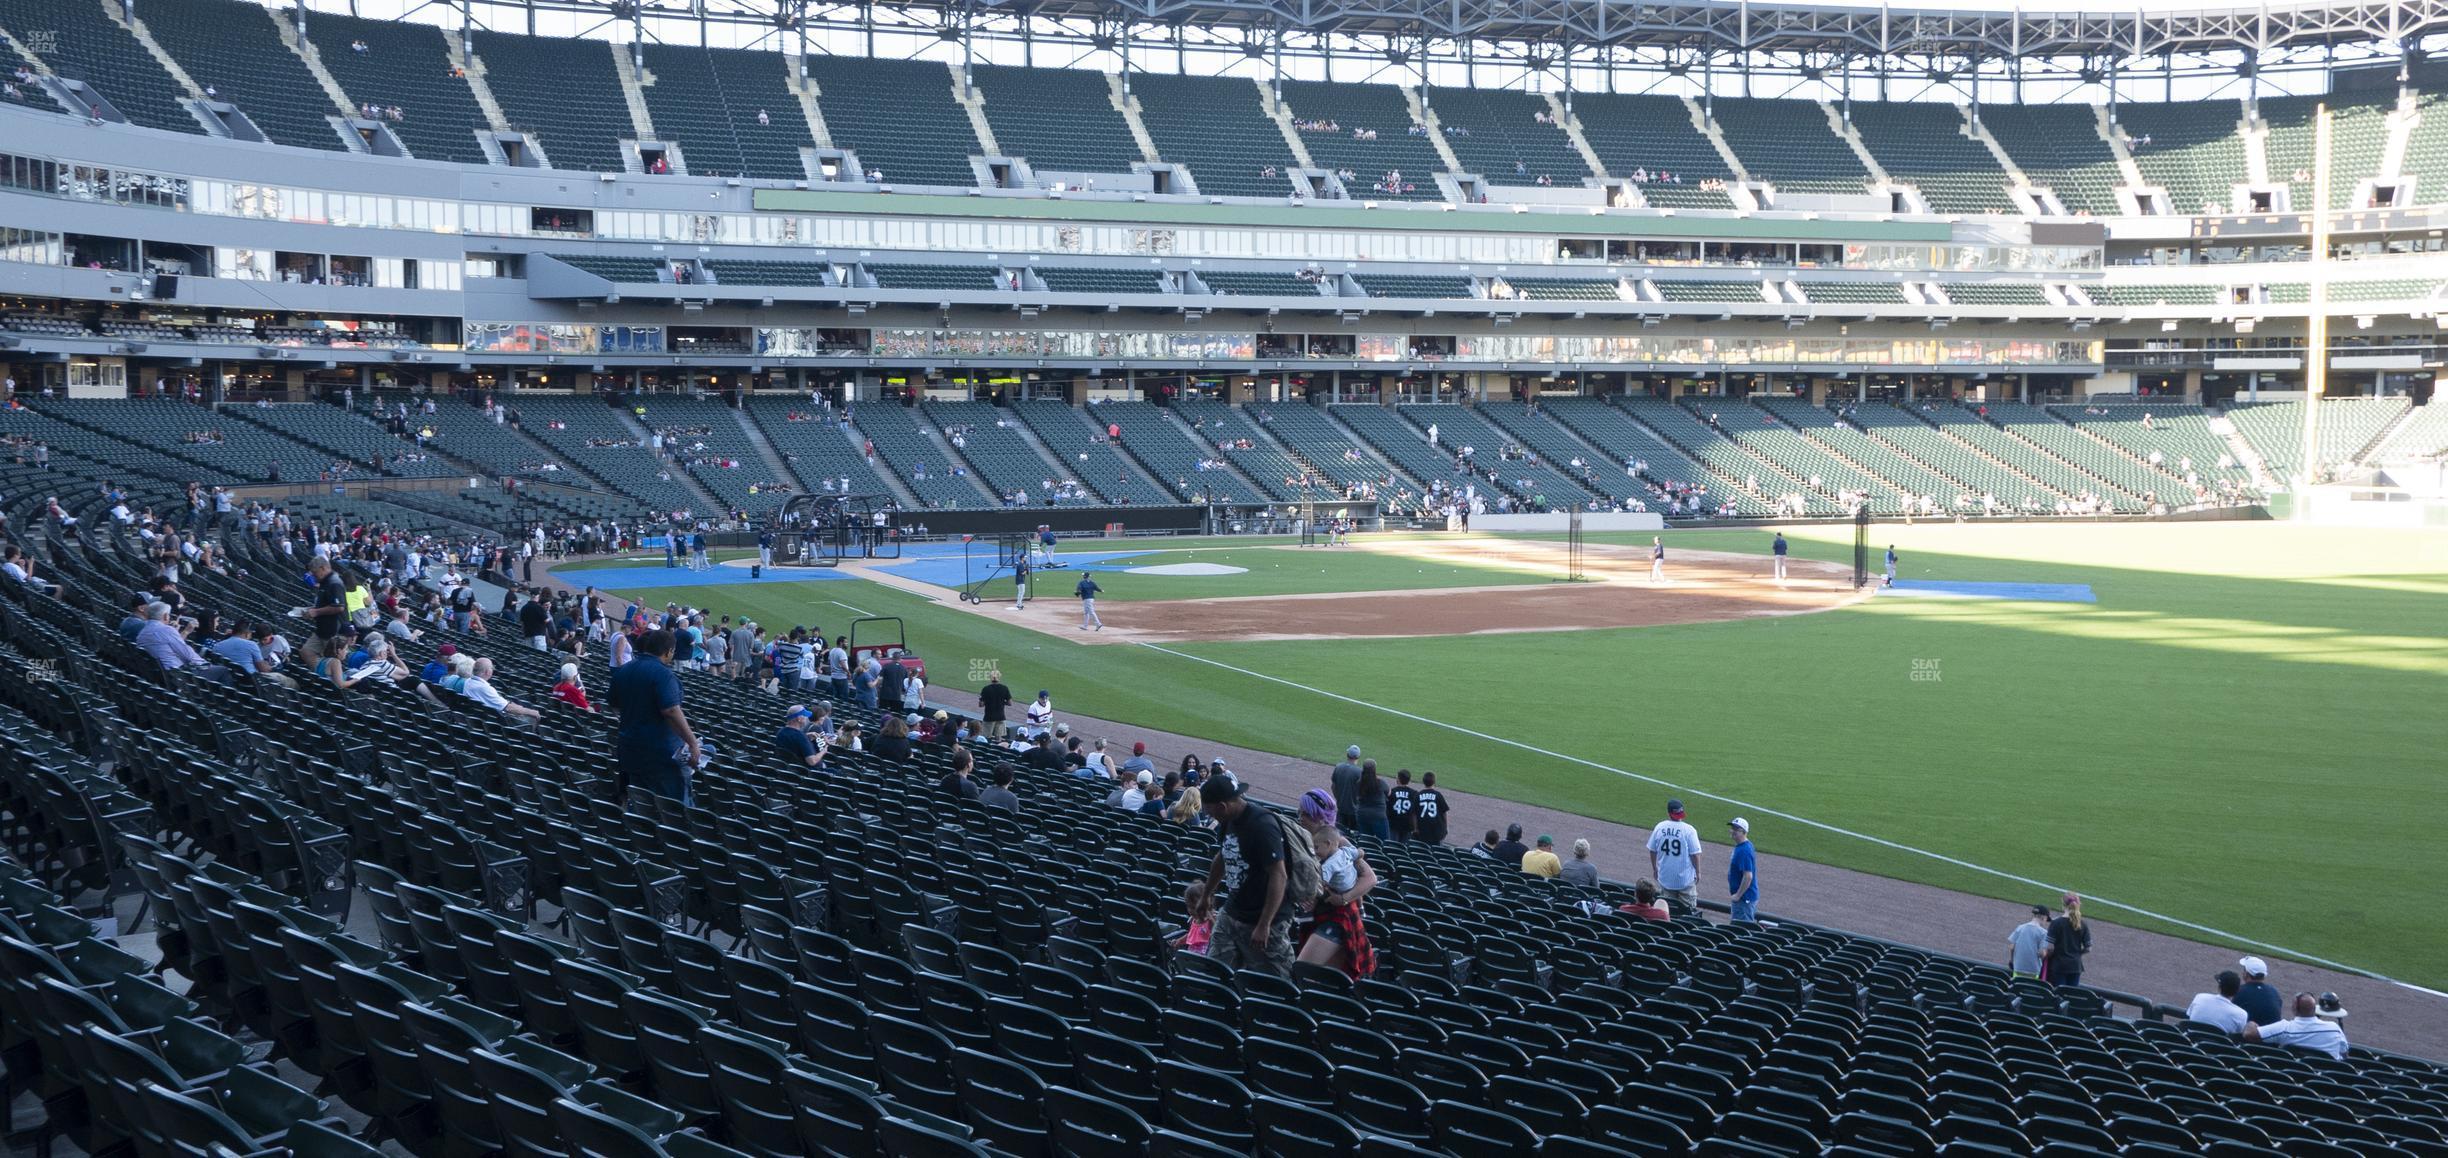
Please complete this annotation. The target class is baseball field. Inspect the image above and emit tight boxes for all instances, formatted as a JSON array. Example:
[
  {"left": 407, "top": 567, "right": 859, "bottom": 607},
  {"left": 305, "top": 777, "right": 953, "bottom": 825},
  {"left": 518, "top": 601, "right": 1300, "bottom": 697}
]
[{"left": 563, "top": 520, "right": 2448, "bottom": 993}]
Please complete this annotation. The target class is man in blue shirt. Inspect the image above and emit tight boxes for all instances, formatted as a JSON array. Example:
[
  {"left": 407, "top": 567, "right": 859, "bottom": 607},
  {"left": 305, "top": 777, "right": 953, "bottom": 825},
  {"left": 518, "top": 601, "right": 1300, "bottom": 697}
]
[
  {"left": 1726, "top": 817, "right": 1759, "bottom": 923},
  {"left": 610, "top": 629, "right": 698, "bottom": 802},
  {"left": 1771, "top": 532, "right": 1788, "bottom": 582},
  {"left": 774, "top": 705, "right": 824, "bottom": 769},
  {"left": 418, "top": 644, "right": 458, "bottom": 684},
  {"left": 757, "top": 529, "right": 774, "bottom": 567}
]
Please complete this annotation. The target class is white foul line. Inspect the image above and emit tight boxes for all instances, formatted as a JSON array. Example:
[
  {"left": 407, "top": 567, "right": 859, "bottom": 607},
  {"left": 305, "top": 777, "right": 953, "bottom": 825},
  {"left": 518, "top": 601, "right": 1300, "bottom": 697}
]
[
  {"left": 826, "top": 599, "right": 875, "bottom": 617},
  {"left": 1133, "top": 640, "right": 2448, "bottom": 1001}
]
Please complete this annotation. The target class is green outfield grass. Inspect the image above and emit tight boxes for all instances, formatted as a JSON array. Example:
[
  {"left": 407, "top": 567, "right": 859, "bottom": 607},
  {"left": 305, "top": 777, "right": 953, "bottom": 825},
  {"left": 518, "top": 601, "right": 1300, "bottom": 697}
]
[{"left": 588, "top": 522, "right": 2448, "bottom": 986}]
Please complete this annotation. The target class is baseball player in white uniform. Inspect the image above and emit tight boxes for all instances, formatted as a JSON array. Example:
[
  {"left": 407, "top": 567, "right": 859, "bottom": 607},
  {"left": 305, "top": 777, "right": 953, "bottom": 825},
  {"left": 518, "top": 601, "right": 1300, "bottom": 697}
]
[
  {"left": 1645, "top": 798, "right": 1703, "bottom": 912},
  {"left": 1649, "top": 537, "right": 1666, "bottom": 584}
]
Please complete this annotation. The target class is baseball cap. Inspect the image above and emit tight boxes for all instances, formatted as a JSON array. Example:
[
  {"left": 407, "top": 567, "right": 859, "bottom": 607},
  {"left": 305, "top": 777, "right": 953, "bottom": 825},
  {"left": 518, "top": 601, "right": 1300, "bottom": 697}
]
[
  {"left": 1666, "top": 798, "right": 1685, "bottom": 818},
  {"left": 2030, "top": 905, "right": 2051, "bottom": 918},
  {"left": 906, "top": 713, "right": 921, "bottom": 725},
  {"left": 1536, "top": 834, "right": 1554, "bottom": 847},
  {"left": 2239, "top": 956, "right": 2269, "bottom": 978},
  {"left": 1037, "top": 689, "right": 1050, "bottom": 697},
  {"left": 2316, "top": 992, "right": 2349, "bottom": 1020},
  {"left": 1203, "top": 772, "right": 1245, "bottom": 801},
  {"left": 437, "top": 644, "right": 457, "bottom": 657},
  {"left": 932, "top": 710, "right": 949, "bottom": 721},
  {"left": 785, "top": 706, "right": 811, "bottom": 721},
  {"left": 1347, "top": 745, "right": 1362, "bottom": 759},
  {"left": 1133, "top": 742, "right": 1146, "bottom": 755},
  {"left": 1727, "top": 817, "right": 1750, "bottom": 833},
  {"left": 1136, "top": 770, "right": 1154, "bottom": 786}
]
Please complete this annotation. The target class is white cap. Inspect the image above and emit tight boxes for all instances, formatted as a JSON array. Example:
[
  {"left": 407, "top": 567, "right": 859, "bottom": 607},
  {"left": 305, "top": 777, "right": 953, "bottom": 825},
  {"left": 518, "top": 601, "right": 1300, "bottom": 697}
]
[
  {"left": 1136, "top": 770, "right": 1154, "bottom": 786},
  {"left": 1727, "top": 817, "right": 1750, "bottom": 833},
  {"left": 2239, "top": 956, "right": 2269, "bottom": 978}
]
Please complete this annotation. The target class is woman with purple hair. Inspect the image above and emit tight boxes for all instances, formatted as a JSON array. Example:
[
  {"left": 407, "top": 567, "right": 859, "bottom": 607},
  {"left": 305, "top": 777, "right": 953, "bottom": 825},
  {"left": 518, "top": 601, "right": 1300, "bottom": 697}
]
[{"left": 1294, "top": 789, "right": 1378, "bottom": 978}]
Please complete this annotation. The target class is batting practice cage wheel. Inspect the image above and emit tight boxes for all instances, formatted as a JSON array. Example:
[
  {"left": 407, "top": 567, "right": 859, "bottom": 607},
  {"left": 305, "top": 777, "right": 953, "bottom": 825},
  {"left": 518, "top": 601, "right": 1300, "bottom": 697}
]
[
  {"left": 1853, "top": 503, "right": 1871, "bottom": 589},
  {"left": 774, "top": 494, "right": 902, "bottom": 566}
]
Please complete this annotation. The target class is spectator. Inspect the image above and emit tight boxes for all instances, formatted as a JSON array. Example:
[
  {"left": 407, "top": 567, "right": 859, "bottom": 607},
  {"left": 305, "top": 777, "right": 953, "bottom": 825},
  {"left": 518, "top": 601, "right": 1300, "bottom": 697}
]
[
  {"left": 551, "top": 663, "right": 593, "bottom": 712},
  {"left": 1119, "top": 769, "right": 1154, "bottom": 810},
  {"left": 298, "top": 555, "right": 348, "bottom": 664},
  {"left": 1176, "top": 881, "right": 1213, "bottom": 955},
  {"left": 1024, "top": 689, "right": 1055, "bottom": 732},
  {"left": 1470, "top": 830, "right": 1503, "bottom": 859},
  {"left": 1082, "top": 738, "right": 1114, "bottom": 778},
  {"left": 1351, "top": 762, "right": 1390, "bottom": 839},
  {"left": 519, "top": 592, "right": 549, "bottom": 649},
  {"left": 1201, "top": 774, "right": 1295, "bottom": 976},
  {"left": 1330, "top": 745, "right": 1364, "bottom": 827},
  {"left": 1140, "top": 772, "right": 1181, "bottom": 818},
  {"left": 872, "top": 715, "right": 914, "bottom": 763},
  {"left": 322, "top": 631, "right": 398, "bottom": 690},
  {"left": 1618, "top": 879, "right": 1671, "bottom": 921},
  {"left": 457, "top": 657, "right": 541, "bottom": 723},
  {"left": 1120, "top": 741, "right": 1155, "bottom": 779},
  {"left": 938, "top": 747, "right": 979, "bottom": 800},
  {"left": 977, "top": 763, "right": 1020, "bottom": 812},
  {"left": 2242, "top": 993, "right": 2350, "bottom": 1059},
  {"left": 1295, "top": 789, "right": 1377, "bottom": 978},
  {"left": 1168, "top": 786, "right": 1210, "bottom": 829},
  {"left": 1494, "top": 823, "right": 1529, "bottom": 867},
  {"left": 979, "top": 672, "right": 1012, "bottom": 737},
  {"left": 1725, "top": 818, "right": 1759, "bottom": 922},
  {"left": 2187, "top": 971, "right": 2252, "bottom": 1034},
  {"left": 610, "top": 629, "right": 698, "bottom": 802},
  {"left": 1521, "top": 835, "right": 1563, "bottom": 878},
  {"left": 2234, "top": 957, "right": 2284, "bottom": 1025},
  {"left": 774, "top": 705, "right": 825, "bottom": 769},
  {"left": 1020, "top": 731, "right": 1065, "bottom": 772},
  {"left": 1176, "top": 753, "right": 1206, "bottom": 787},
  {"left": 2007, "top": 905, "right": 2051, "bottom": 980},
  {"left": 135, "top": 603, "right": 228, "bottom": 683},
  {"left": 2045, "top": 894, "right": 2091, "bottom": 987},
  {"left": 211, "top": 620, "right": 295, "bottom": 689},
  {"left": 1387, "top": 769, "right": 1418, "bottom": 840},
  {"left": 1560, "top": 839, "right": 1600, "bottom": 887},
  {"left": 878, "top": 655, "right": 907, "bottom": 714},
  {"left": 1413, "top": 771, "right": 1450, "bottom": 845},
  {"left": 1646, "top": 798, "right": 1703, "bottom": 912},
  {"left": 849, "top": 658, "right": 877, "bottom": 709},
  {"left": 418, "top": 643, "right": 459, "bottom": 684}
]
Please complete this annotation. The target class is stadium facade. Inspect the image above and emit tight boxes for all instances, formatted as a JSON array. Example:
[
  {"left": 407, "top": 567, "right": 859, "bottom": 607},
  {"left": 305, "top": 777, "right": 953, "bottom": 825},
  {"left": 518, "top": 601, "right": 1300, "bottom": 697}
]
[{"left": 0, "top": 0, "right": 2443, "bottom": 522}]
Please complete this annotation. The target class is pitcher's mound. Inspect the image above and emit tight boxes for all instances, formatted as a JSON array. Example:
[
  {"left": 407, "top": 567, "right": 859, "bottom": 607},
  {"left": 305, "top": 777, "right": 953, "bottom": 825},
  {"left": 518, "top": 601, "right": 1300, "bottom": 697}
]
[{"left": 1127, "top": 562, "right": 1249, "bottom": 576}]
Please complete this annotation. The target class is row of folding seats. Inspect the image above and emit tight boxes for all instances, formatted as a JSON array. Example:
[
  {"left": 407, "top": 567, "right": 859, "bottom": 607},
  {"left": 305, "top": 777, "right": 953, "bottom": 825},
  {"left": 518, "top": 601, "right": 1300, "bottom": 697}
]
[
  {"left": 847, "top": 403, "right": 997, "bottom": 508},
  {"left": 303, "top": 9, "right": 494, "bottom": 165},
  {"left": 1192, "top": 402, "right": 1386, "bottom": 498},
  {"left": 923, "top": 400, "right": 1101, "bottom": 506},
  {"left": 1397, "top": 404, "right": 1602, "bottom": 508},
  {"left": 973, "top": 64, "right": 1143, "bottom": 175},
  {"left": 139, "top": 0, "right": 346, "bottom": 151},
  {"left": 1009, "top": 401, "right": 1178, "bottom": 506},
  {"left": 1073, "top": 401, "right": 1270, "bottom": 504}
]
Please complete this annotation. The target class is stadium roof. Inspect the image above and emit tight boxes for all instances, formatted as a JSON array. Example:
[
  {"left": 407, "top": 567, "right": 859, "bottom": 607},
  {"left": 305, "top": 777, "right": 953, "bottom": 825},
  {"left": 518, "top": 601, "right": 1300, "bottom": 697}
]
[{"left": 415, "top": 0, "right": 2445, "bottom": 57}]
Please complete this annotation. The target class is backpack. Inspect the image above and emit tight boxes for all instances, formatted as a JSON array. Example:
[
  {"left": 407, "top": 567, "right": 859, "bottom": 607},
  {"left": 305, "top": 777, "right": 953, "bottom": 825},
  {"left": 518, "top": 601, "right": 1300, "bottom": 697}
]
[{"left": 1272, "top": 811, "right": 1324, "bottom": 911}]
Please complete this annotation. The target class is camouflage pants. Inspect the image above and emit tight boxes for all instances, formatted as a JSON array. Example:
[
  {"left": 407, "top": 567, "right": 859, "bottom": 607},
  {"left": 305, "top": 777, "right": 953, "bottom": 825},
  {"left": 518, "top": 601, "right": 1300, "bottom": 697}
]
[{"left": 1208, "top": 911, "right": 1296, "bottom": 977}]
